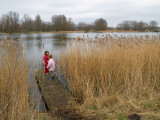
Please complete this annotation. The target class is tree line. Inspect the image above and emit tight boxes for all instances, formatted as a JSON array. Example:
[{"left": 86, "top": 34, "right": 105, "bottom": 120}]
[
  {"left": 116, "top": 20, "right": 159, "bottom": 32},
  {"left": 0, "top": 11, "right": 159, "bottom": 33}
]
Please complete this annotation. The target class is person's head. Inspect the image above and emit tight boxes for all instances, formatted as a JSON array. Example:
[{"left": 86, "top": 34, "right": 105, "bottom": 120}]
[
  {"left": 44, "top": 51, "right": 49, "bottom": 55},
  {"left": 48, "top": 54, "right": 53, "bottom": 59}
]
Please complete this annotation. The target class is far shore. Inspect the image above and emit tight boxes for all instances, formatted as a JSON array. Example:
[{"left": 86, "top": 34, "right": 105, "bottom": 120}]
[{"left": 0, "top": 30, "right": 159, "bottom": 35}]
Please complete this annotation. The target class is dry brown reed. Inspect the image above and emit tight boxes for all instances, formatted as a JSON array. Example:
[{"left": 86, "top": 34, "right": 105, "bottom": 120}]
[
  {"left": 60, "top": 34, "right": 160, "bottom": 115},
  {"left": 0, "top": 37, "right": 38, "bottom": 120}
]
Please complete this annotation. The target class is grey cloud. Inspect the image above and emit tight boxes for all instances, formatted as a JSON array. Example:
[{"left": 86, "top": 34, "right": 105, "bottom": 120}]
[{"left": 0, "top": 0, "right": 159, "bottom": 26}]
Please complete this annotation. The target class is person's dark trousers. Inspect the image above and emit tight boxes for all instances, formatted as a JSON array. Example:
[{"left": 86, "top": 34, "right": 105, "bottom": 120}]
[
  {"left": 50, "top": 75, "right": 54, "bottom": 80},
  {"left": 49, "top": 71, "right": 54, "bottom": 80}
]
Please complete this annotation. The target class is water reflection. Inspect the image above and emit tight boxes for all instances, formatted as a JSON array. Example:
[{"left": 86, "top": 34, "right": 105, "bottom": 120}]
[
  {"left": 35, "top": 33, "right": 42, "bottom": 40},
  {"left": 51, "top": 33, "right": 71, "bottom": 48},
  {"left": 25, "top": 34, "right": 34, "bottom": 40},
  {"left": 53, "top": 33, "right": 68, "bottom": 40}
]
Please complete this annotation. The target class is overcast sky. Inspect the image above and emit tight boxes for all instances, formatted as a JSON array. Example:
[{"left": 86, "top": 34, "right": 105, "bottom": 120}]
[{"left": 0, "top": 0, "right": 160, "bottom": 27}]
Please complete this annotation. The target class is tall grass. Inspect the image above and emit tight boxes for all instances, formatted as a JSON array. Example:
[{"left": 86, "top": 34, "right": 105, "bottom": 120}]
[
  {"left": 60, "top": 34, "right": 160, "bottom": 114},
  {"left": 0, "top": 38, "right": 38, "bottom": 120}
]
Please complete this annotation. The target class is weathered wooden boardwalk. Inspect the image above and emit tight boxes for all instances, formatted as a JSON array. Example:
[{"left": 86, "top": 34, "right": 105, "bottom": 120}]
[
  {"left": 36, "top": 70, "right": 71, "bottom": 110},
  {"left": 35, "top": 70, "right": 97, "bottom": 120}
]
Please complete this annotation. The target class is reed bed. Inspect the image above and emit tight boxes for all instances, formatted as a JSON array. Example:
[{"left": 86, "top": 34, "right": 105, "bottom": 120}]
[
  {"left": 60, "top": 34, "right": 160, "bottom": 115},
  {"left": 0, "top": 38, "right": 38, "bottom": 120}
]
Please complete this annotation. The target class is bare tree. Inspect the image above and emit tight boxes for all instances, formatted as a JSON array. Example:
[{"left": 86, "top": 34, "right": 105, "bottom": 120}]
[
  {"left": 0, "top": 11, "right": 20, "bottom": 33},
  {"left": 68, "top": 18, "right": 75, "bottom": 31},
  {"left": 22, "top": 14, "right": 34, "bottom": 32},
  {"left": 51, "top": 15, "right": 68, "bottom": 31},
  {"left": 149, "top": 20, "right": 158, "bottom": 31},
  {"left": 35, "top": 14, "right": 42, "bottom": 32},
  {"left": 41, "top": 22, "right": 52, "bottom": 32},
  {"left": 116, "top": 20, "right": 149, "bottom": 32},
  {"left": 77, "top": 22, "right": 87, "bottom": 30},
  {"left": 94, "top": 18, "right": 107, "bottom": 31},
  {"left": 136, "top": 21, "right": 148, "bottom": 32}
]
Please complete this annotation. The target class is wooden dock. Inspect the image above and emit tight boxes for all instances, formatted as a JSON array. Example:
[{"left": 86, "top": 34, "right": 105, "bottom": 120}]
[
  {"left": 35, "top": 69, "right": 97, "bottom": 120},
  {"left": 35, "top": 70, "right": 71, "bottom": 110}
]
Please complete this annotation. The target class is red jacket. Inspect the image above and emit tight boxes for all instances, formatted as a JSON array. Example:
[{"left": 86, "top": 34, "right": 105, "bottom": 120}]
[
  {"left": 43, "top": 55, "right": 49, "bottom": 65},
  {"left": 43, "top": 54, "right": 49, "bottom": 73}
]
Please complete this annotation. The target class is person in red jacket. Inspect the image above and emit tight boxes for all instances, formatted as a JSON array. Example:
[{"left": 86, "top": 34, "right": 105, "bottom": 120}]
[{"left": 43, "top": 51, "right": 49, "bottom": 74}]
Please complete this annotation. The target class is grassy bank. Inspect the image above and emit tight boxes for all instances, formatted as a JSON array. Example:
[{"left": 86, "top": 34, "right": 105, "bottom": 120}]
[
  {"left": 60, "top": 34, "right": 160, "bottom": 119},
  {"left": 0, "top": 38, "right": 39, "bottom": 120}
]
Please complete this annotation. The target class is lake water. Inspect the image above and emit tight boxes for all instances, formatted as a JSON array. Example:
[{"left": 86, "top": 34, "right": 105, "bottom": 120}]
[
  {"left": 1, "top": 32, "right": 158, "bottom": 68},
  {"left": 0, "top": 32, "right": 158, "bottom": 111}
]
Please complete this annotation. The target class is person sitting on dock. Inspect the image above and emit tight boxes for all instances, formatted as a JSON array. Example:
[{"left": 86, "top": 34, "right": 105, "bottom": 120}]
[{"left": 47, "top": 54, "right": 55, "bottom": 80}]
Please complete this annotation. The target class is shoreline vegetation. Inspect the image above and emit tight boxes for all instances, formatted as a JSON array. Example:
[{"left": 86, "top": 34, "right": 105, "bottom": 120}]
[
  {"left": 59, "top": 34, "right": 160, "bottom": 119},
  {"left": 0, "top": 38, "right": 40, "bottom": 120}
]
